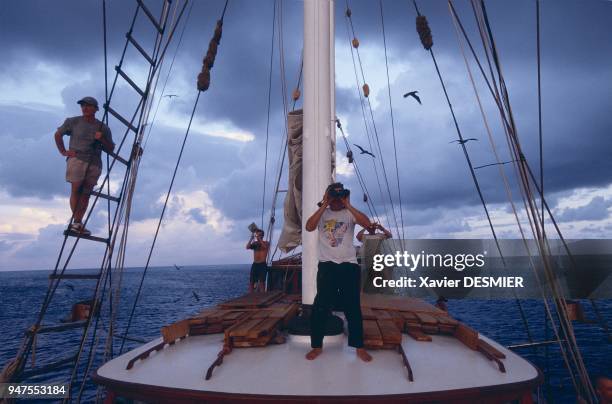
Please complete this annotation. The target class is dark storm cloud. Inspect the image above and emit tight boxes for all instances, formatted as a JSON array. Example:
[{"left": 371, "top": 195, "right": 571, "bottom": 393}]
[
  {"left": 557, "top": 196, "right": 612, "bottom": 222},
  {"left": 1, "top": 0, "right": 611, "bottom": 249}
]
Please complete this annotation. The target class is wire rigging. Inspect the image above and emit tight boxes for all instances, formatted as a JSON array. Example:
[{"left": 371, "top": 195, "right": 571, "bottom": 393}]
[{"left": 379, "top": 0, "right": 405, "bottom": 242}]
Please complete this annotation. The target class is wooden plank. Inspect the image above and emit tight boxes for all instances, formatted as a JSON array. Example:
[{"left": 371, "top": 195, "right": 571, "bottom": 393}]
[
  {"left": 361, "top": 306, "right": 376, "bottom": 320},
  {"left": 438, "top": 324, "right": 457, "bottom": 335},
  {"left": 414, "top": 312, "right": 438, "bottom": 326},
  {"left": 363, "top": 320, "right": 384, "bottom": 348},
  {"left": 222, "top": 311, "right": 248, "bottom": 321},
  {"left": 229, "top": 318, "right": 267, "bottom": 338},
  {"left": 161, "top": 319, "right": 190, "bottom": 343},
  {"left": 436, "top": 315, "right": 459, "bottom": 326},
  {"left": 361, "top": 294, "right": 444, "bottom": 315},
  {"left": 377, "top": 319, "right": 402, "bottom": 346},
  {"left": 407, "top": 326, "right": 432, "bottom": 342},
  {"left": 246, "top": 318, "right": 280, "bottom": 339},
  {"left": 400, "top": 311, "right": 419, "bottom": 323},
  {"left": 233, "top": 333, "right": 275, "bottom": 347},
  {"left": 454, "top": 322, "right": 479, "bottom": 350},
  {"left": 387, "top": 310, "right": 405, "bottom": 331},
  {"left": 220, "top": 291, "right": 284, "bottom": 309},
  {"left": 478, "top": 339, "right": 506, "bottom": 359},
  {"left": 251, "top": 310, "right": 272, "bottom": 319},
  {"left": 373, "top": 309, "right": 392, "bottom": 320}
]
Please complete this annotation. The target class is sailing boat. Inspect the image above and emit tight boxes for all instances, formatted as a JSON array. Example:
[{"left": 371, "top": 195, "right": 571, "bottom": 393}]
[{"left": 92, "top": 1, "right": 543, "bottom": 402}]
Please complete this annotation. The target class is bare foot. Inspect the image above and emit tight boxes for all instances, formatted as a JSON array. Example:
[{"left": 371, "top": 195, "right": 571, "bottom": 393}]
[
  {"left": 356, "top": 348, "right": 372, "bottom": 362},
  {"left": 305, "top": 348, "right": 322, "bottom": 360}
]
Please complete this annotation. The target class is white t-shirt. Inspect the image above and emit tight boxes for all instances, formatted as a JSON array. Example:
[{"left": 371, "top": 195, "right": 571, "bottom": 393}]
[{"left": 318, "top": 208, "right": 358, "bottom": 264}]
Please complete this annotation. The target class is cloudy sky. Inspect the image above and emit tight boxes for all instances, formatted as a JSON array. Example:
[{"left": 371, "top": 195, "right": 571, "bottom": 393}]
[{"left": 1, "top": 0, "right": 611, "bottom": 271}]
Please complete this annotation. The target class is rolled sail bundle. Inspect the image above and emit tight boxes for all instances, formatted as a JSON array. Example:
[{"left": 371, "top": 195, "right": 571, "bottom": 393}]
[{"left": 197, "top": 19, "right": 223, "bottom": 92}]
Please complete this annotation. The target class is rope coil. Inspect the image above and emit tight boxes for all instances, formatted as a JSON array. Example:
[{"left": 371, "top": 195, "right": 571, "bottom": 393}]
[
  {"left": 416, "top": 15, "right": 433, "bottom": 50},
  {"left": 197, "top": 20, "right": 223, "bottom": 91}
]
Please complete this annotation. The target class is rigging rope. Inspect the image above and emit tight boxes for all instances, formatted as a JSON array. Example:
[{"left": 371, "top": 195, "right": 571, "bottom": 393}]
[
  {"left": 343, "top": 3, "right": 393, "bottom": 229},
  {"left": 120, "top": 0, "right": 229, "bottom": 354},
  {"left": 345, "top": 0, "right": 402, "bottom": 241},
  {"left": 379, "top": 0, "right": 405, "bottom": 242},
  {"left": 262, "top": 0, "right": 277, "bottom": 229},
  {"left": 75, "top": 2, "right": 184, "bottom": 397},
  {"left": 142, "top": 0, "right": 196, "bottom": 151},
  {"left": 466, "top": 1, "right": 597, "bottom": 400},
  {"left": 412, "top": 0, "right": 506, "bottom": 266}
]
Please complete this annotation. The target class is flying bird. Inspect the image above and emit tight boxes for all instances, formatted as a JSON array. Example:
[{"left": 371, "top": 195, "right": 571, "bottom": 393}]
[
  {"left": 164, "top": 94, "right": 178, "bottom": 98},
  {"left": 449, "top": 138, "right": 478, "bottom": 145},
  {"left": 403, "top": 91, "right": 421, "bottom": 104},
  {"left": 353, "top": 144, "right": 375, "bottom": 158},
  {"left": 174, "top": 264, "right": 182, "bottom": 271},
  {"left": 172, "top": 297, "right": 181, "bottom": 303},
  {"left": 65, "top": 283, "right": 75, "bottom": 291},
  {"left": 192, "top": 291, "right": 200, "bottom": 302}
]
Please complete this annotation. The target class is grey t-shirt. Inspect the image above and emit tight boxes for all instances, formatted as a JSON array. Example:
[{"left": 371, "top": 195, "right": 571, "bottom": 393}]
[
  {"left": 57, "top": 116, "right": 113, "bottom": 167},
  {"left": 317, "top": 208, "right": 358, "bottom": 264}
]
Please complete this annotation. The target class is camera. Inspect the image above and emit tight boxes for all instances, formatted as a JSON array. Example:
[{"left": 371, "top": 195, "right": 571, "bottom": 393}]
[
  {"left": 318, "top": 182, "right": 350, "bottom": 207},
  {"left": 327, "top": 182, "right": 350, "bottom": 199}
]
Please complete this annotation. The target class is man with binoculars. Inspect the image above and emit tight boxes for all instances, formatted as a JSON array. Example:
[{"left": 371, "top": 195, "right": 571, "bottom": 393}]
[{"left": 304, "top": 182, "right": 373, "bottom": 362}]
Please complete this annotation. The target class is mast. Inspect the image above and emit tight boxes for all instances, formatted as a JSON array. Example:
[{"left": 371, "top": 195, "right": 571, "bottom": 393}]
[{"left": 302, "top": 0, "right": 335, "bottom": 305}]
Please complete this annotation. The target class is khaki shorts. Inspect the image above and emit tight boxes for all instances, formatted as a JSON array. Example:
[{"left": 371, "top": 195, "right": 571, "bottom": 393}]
[{"left": 66, "top": 157, "right": 102, "bottom": 185}]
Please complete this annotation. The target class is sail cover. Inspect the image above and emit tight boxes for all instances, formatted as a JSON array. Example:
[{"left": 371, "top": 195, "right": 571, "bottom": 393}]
[
  {"left": 277, "top": 110, "right": 336, "bottom": 253},
  {"left": 278, "top": 110, "right": 304, "bottom": 253}
]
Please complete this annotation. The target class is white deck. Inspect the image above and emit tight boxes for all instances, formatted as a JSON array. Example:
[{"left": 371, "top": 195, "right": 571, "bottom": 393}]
[{"left": 97, "top": 331, "right": 539, "bottom": 396}]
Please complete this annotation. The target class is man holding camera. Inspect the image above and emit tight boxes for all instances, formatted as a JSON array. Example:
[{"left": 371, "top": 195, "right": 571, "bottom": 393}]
[
  {"left": 304, "top": 183, "right": 373, "bottom": 362},
  {"left": 246, "top": 229, "right": 269, "bottom": 292}
]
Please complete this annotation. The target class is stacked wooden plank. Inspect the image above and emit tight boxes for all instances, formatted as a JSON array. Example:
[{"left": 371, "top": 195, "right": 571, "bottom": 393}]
[
  {"left": 224, "top": 302, "right": 299, "bottom": 347},
  {"left": 362, "top": 309, "right": 402, "bottom": 349},
  {"left": 359, "top": 294, "right": 506, "bottom": 361},
  {"left": 218, "top": 291, "right": 284, "bottom": 309},
  {"left": 160, "top": 292, "right": 300, "bottom": 348},
  {"left": 360, "top": 294, "right": 459, "bottom": 345}
]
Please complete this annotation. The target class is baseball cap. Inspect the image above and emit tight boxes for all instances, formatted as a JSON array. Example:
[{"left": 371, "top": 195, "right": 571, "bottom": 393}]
[{"left": 77, "top": 96, "right": 99, "bottom": 108}]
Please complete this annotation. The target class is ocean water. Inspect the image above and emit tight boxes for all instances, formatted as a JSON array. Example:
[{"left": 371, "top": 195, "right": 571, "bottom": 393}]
[{"left": 0, "top": 266, "right": 610, "bottom": 403}]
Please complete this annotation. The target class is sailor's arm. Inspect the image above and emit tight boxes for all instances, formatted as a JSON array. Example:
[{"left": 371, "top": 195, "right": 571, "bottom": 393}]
[
  {"left": 378, "top": 223, "right": 392, "bottom": 239},
  {"left": 246, "top": 233, "right": 255, "bottom": 249},
  {"left": 95, "top": 130, "right": 115, "bottom": 153},
  {"left": 344, "top": 198, "right": 371, "bottom": 229},
  {"left": 54, "top": 130, "right": 75, "bottom": 157},
  {"left": 305, "top": 198, "right": 328, "bottom": 232},
  {"left": 356, "top": 227, "right": 366, "bottom": 242}
]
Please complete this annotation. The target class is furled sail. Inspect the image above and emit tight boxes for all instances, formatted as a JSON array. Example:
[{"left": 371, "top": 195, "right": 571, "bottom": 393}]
[
  {"left": 278, "top": 110, "right": 303, "bottom": 252},
  {"left": 277, "top": 109, "right": 336, "bottom": 253}
]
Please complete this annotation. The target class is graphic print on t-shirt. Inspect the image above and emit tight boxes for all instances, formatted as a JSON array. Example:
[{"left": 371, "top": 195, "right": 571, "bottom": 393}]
[{"left": 323, "top": 219, "right": 348, "bottom": 247}]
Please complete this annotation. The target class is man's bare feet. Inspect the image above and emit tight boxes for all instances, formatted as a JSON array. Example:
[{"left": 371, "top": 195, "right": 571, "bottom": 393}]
[
  {"left": 356, "top": 348, "right": 373, "bottom": 362},
  {"left": 305, "top": 348, "right": 322, "bottom": 360}
]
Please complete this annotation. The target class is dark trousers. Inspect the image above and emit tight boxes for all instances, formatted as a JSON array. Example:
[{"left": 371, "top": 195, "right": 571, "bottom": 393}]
[{"left": 310, "top": 261, "right": 364, "bottom": 349}]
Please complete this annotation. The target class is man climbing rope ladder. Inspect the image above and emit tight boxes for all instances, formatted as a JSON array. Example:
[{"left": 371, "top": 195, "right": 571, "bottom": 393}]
[{"left": 54, "top": 96, "right": 114, "bottom": 235}]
